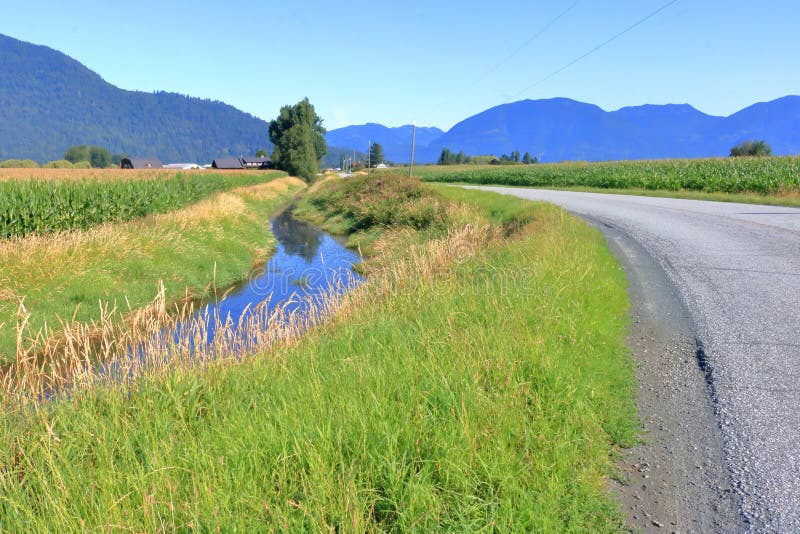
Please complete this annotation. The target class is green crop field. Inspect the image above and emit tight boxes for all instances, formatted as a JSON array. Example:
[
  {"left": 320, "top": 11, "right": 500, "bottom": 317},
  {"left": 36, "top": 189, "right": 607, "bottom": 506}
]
[
  {"left": 0, "top": 170, "right": 286, "bottom": 239},
  {"left": 415, "top": 156, "right": 800, "bottom": 196}
]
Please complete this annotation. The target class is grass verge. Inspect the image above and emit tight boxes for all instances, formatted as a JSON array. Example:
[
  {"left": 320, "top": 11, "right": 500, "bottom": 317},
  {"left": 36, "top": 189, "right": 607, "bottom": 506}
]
[
  {"left": 0, "top": 177, "right": 306, "bottom": 362},
  {"left": 0, "top": 177, "right": 638, "bottom": 531}
]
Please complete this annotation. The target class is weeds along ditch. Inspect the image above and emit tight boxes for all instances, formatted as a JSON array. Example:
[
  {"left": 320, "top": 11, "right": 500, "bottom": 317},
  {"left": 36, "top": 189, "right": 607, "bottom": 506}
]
[
  {"left": 415, "top": 156, "right": 800, "bottom": 195},
  {"left": 0, "top": 174, "right": 638, "bottom": 531},
  {"left": 0, "top": 177, "right": 306, "bottom": 365},
  {"left": 0, "top": 169, "right": 286, "bottom": 238}
]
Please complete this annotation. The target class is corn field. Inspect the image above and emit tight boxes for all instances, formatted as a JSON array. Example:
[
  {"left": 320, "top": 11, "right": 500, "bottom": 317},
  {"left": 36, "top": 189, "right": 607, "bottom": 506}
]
[
  {"left": 0, "top": 170, "right": 284, "bottom": 239},
  {"left": 416, "top": 156, "right": 800, "bottom": 195}
]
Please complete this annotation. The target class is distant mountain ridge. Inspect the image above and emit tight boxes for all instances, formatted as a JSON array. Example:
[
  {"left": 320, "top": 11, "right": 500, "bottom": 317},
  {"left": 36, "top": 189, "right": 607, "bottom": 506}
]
[
  {"left": 0, "top": 33, "right": 269, "bottom": 162},
  {"left": 327, "top": 96, "right": 800, "bottom": 164},
  {"left": 3, "top": 33, "right": 798, "bottom": 165}
]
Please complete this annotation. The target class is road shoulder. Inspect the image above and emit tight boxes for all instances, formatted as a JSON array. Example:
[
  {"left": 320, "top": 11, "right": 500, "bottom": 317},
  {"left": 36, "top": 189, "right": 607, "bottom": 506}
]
[{"left": 591, "top": 218, "right": 743, "bottom": 533}]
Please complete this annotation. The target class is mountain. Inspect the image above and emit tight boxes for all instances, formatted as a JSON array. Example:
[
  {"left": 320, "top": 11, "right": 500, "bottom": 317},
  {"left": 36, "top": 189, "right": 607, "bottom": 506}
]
[
  {"left": 418, "top": 97, "right": 800, "bottom": 163},
  {"left": 0, "top": 33, "right": 269, "bottom": 163},
  {"left": 329, "top": 97, "right": 800, "bottom": 164},
  {"left": 704, "top": 96, "right": 800, "bottom": 156},
  {"left": 420, "top": 98, "right": 727, "bottom": 162},
  {"left": 325, "top": 123, "right": 444, "bottom": 163}
]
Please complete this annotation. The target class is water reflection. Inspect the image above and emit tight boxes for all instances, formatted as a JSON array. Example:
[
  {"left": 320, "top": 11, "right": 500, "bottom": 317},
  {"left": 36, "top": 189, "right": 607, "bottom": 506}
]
[
  {"left": 271, "top": 210, "right": 322, "bottom": 262},
  {"left": 97, "top": 211, "right": 362, "bottom": 387},
  {"left": 195, "top": 210, "right": 362, "bottom": 345}
]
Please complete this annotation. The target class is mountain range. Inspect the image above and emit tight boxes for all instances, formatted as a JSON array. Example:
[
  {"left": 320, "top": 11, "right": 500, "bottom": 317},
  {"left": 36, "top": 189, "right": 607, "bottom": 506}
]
[
  {"left": 338, "top": 97, "right": 800, "bottom": 163},
  {"left": 1, "top": 33, "right": 798, "bottom": 164}
]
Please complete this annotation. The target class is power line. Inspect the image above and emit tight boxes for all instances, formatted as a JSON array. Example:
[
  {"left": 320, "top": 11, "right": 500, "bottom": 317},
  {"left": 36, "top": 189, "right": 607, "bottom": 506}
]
[
  {"left": 471, "top": 0, "right": 581, "bottom": 87},
  {"left": 510, "top": 0, "right": 679, "bottom": 99}
]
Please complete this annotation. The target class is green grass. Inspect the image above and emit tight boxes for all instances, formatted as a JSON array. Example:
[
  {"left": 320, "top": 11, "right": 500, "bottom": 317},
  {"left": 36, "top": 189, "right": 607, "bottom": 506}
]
[
  {"left": 0, "top": 178, "right": 305, "bottom": 361},
  {"left": 0, "top": 170, "right": 286, "bottom": 239},
  {"left": 415, "top": 156, "right": 800, "bottom": 198},
  {"left": 294, "top": 173, "right": 450, "bottom": 253},
  {"left": 0, "top": 181, "right": 638, "bottom": 531}
]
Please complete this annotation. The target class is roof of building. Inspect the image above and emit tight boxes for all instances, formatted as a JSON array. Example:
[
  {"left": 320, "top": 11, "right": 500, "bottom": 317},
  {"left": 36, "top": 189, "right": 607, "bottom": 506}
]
[
  {"left": 241, "top": 156, "right": 271, "bottom": 165},
  {"left": 121, "top": 157, "right": 163, "bottom": 169},
  {"left": 212, "top": 157, "right": 244, "bottom": 169}
]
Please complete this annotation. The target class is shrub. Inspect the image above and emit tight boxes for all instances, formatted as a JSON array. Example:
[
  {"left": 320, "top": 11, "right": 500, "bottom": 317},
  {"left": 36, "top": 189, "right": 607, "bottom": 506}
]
[
  {"left": 0, "top": 159, "right": 40, "bottom": 168},
  {"left": 44, "top": 159, "right": 75, "bottom": 169},
  {"left": 306, "top": 174, "right": 447, "bottom": 233},
  {"left": 730, "top": 140, "right": 772, "bottom": 157}
]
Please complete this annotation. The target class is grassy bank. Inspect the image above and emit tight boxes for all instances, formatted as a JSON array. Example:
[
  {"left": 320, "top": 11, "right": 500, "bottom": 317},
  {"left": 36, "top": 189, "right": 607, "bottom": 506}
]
[
  {"left": 0, "top": 176, "right": 305, "bottom": 362},
  {"left": 0, "top": 176, "right": 638, "bottom": 531},
  {"left": 415, "top": 156, "right": 800, "bottom": 200}
]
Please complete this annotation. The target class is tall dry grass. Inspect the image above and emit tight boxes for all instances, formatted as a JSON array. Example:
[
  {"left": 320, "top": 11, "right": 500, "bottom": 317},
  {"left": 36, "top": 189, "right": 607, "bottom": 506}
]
[{"left": 1, "top": 214, "right": 494, "bottom": 408}]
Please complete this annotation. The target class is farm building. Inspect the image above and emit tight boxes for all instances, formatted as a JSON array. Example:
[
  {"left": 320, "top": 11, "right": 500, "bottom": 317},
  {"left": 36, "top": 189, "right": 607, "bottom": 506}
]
[
  {"left": 212, "top": 157, "right": 245, "bottom": 170},
  {"left": 241, "top": 156, "right": 272, "bottom": 169},
  {"left": 120, "top": 157, "right": 163, "bottom": 169}
]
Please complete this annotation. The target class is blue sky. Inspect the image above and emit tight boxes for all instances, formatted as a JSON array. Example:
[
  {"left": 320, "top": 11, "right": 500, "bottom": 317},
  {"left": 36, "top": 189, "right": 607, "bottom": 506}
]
[{"left": 2, "top": 0, "right": 798, "bottom": 130}]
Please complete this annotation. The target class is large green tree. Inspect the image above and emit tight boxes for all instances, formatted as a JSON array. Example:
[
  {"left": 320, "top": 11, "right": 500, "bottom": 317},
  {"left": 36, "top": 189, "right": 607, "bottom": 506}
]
[{"left": 268, "top": 98, "right": 326, "bottom": 181}]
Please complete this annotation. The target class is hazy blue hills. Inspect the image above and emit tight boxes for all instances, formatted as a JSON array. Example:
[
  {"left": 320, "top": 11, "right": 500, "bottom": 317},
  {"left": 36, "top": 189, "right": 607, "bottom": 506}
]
[
  {"left": 0, "top": 33, "right": 269, "bottom": 163},
  {"left": 325, "top": 124, "right": 444, "bottom": 163},
  {"left": 333, "top": 97, "right": 800, "bottom": 164},
  {"left": 704, "top": 96, "right": 800, "bottom": 157}
]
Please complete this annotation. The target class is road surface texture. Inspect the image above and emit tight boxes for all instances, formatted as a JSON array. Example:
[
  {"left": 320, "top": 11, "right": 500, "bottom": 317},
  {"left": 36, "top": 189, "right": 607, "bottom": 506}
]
[{"left": 466, "top": 187, "right": 800, "bottom": 533}]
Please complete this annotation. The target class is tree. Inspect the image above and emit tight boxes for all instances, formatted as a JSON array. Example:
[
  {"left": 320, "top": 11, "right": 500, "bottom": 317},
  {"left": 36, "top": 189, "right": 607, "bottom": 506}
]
[
  {"left": 89, "top": 146, "right": 112, "bottom": 168},
  {"left": 268, "top": 98, "right": 326, "bottom": 181},
  {"left": 522, "top": 152, "right": 538, "bottom": 164},
  {"left": 255, "top": 149, "right": 268, "bottom": 158},
  {"left": 64, "top": 145, "right": 112, "bottom": 168},
  {"left": 369, "top": 142, "right": 384, "bottom": 167},
  {"left": 730, "top": 140, "right": 772, "bottom": 157},
  {"left": 64, "top": 145, "right": 91, "bottom": 164}
]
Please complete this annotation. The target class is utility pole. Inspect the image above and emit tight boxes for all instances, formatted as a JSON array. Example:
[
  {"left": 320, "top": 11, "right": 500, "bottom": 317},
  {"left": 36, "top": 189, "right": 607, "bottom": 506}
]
[
  {"left": 368, "top": 139, "right": 371, "bottom": 175},
  {"left": 409, "top": 122, "right": 416, "bottom": 178}
]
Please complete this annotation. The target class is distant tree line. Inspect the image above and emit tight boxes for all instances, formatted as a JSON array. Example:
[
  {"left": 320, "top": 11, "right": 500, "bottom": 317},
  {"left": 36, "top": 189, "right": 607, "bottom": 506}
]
[
  {"left": 438, "top": 148, "right": 472, "bottom": 165},
  {"left": 64, "top": 145, "right": 125, "bottom": 168},
  {"left": 0, "top": 145, "right": 131, "bottom": 169},
  {"left": 729, "top": 140, "right": 772, "bottom": 157},
  {"left": 438, "top": 148, "right": 538, "bottom": 166}
]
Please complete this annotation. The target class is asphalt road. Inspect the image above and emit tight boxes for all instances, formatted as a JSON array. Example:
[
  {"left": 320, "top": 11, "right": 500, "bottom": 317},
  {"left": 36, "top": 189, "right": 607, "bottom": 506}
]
[{"left": 466, "top": 187, "right": 800, "bottom": 533}]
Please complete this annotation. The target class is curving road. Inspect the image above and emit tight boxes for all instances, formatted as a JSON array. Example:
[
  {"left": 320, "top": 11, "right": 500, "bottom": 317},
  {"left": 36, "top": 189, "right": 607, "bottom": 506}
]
[{"left": 466, "top": 187, "right": 800, "bottom": 533}]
